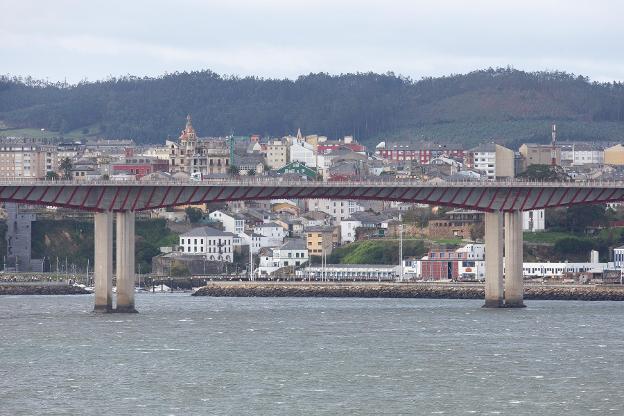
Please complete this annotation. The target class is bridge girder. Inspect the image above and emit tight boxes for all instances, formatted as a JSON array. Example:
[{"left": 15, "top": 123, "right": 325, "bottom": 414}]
[{"left": 0, "top": 183, "right": 621, "bottom": 212}]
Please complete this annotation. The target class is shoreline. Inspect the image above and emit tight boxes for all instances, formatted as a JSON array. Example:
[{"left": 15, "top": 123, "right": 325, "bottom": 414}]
[
  {"left": 0, "top": 283, "right": 90, "bottom": 296},
  {"left": 192, "top": 282, "right": 624, "bottom": 301}
]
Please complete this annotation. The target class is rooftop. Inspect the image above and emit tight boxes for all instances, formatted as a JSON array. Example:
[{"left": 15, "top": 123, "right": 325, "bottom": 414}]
[
  {"left": 280, "top": 239, "right": 307, "bottom": 251},
  {"left": 181, "top": 226, "right": 236, "bottom": 238},
  {"left": 254, "top": 222, "right": 282, "bottom": 228}
]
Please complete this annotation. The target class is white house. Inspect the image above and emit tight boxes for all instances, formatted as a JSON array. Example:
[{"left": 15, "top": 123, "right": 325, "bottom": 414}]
[
  {"left": 289, "top": 139, "right": 325, "bottom": 168},
  {"left": 253, "top": 222, "right": 287, "bottom": 247},
  {"left": 208, "top": 210, "right": 245, "bottom": 235},
  {"left": 306, "top": 199, "right": 364, "bottom": 223},
  {"left": 523, "top": 209, "right": 545, "bottom": 232},
  {"left": 179, "top": 227, "right": 235, "bottom": 262},
  {"left": 340, "top": 211, "right": 398, "bottom": 244},
  {"left": 251, "top": 233, "right": 281, "bottom": 254},
  {"left": 341, "top": 219, "right": 361, "bottom": 244},
  {"left": 258, "top": 239, "right": 309, "bottom": 275}
]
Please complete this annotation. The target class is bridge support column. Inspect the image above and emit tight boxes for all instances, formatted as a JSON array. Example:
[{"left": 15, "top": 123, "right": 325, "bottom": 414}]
[
  {"left": 504, "top": 211, "right": 525, "bottom": 307},
  {"left": 93, "top": 211, "right": 113, "bottom": 313},
  {"left": 116, "top": 211, "right": 137, "bottom": 313},
  {"left": 483, "top": 211, "right": 504, "bottom": 308}
]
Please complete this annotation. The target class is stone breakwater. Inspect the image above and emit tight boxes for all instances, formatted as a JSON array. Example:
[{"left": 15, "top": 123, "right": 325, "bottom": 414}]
[
  {"left": 192, "top": 283, "right": 624, "bottom": 301},
  {"left": 0, "top": 284, "right": 90, "bottom": 296}
]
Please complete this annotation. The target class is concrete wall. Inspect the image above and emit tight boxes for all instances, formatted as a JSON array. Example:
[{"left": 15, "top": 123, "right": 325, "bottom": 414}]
[{"left": 494, "top": 144, "right": 515, "bottom": 178}]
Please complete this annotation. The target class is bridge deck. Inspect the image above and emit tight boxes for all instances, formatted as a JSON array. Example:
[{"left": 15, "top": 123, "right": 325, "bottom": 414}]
[{"left": 0, "top": 179, "right": 621, "bottom": 212}]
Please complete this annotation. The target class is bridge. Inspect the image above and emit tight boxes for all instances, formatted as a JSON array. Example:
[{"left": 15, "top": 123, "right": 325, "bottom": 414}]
[{"left": 1, "top": 178, "right": 622, "bottom": 311}]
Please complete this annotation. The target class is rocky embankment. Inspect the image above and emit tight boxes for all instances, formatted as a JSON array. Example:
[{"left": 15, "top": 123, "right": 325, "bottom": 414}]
[
  {"left": 0, "top": 284, "right": 90, "bottom": 295},
  {"left": 192, "top": 283, "right": 624, "bottom": 301}
]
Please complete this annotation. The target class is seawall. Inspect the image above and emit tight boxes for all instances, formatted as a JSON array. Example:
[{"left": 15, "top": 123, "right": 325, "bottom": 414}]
[
  {"left": 192, "top": 282, "right": 624, "bottom": 301},
  {"left": 0, "top": 283, "right": 90, "bottom": 296}
]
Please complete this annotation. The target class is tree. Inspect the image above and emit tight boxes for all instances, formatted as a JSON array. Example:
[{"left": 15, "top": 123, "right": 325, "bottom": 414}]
[
  {"left": 565, "top": 205, "right": 608, "bottom": 233},
  {"left": 247, "top": 169, "right": 256, "bottom": 176},
  {"left": 170, "top": 261, "right": 190, "bottom": 277},
  {"left": 470, "top": 222, "right": 485, "bottom": 241},
  {"left": 554, "top": 237, "right": 595, "bottom": 259},
  {"left": 59, "top": 158, "right": 73, "bottom": 179},
  {"left": 101, "top": 174, "right": 110, "bottom": 180},
  {"left": 517, "top": 164, "right": 569, "bottom": 181},
  {"left": 185, "top": 207, "right": 203, "bottom": 224},
  {"left": 228, "top": 165, "right": 240, "bottom": 176},
  {"left": 45, "top": 171, "right": 59, "bottom": 180}
]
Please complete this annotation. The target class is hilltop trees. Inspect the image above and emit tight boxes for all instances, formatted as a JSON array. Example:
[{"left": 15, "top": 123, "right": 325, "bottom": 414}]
[{"left": 1, "top": 68, "right": 624, "bottom": 145}]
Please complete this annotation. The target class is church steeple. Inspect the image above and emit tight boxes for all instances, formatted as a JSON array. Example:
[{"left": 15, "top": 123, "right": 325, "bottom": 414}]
[{"left": 179, "top": 114, "right": 197, "bottom": 143}]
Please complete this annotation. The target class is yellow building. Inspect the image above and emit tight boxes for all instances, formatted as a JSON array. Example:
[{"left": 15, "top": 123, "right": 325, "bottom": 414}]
[
  {"left": 604, "top": 144, "right": 624, "bottom": 165},
  {"left": 305, "top": 226, "right": 334, "bottom": 258},
  {"left": 519, "top": 144, "right": 561, "bottom": 169},
  {"left": 0, "top": 141, "right": 57, "bottom": 179},
  {"left": 266, "top": 138, "right": 289, "bottom": 169}
]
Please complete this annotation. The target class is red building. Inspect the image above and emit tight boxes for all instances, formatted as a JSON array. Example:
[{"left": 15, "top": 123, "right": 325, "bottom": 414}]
[
  {"left": 420, "top": 250, "right": 470, "bottom": 280},
  {"left": 376, "top": 143, "right": 466, "bottom": 164},
  {"left": 111, "top": 156, "right": 169, "bottom": 178}
]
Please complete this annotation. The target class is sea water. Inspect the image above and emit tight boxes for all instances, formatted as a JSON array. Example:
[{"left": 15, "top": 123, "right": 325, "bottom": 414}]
[{"left": 1, "top": 294, "right": 623, "bottom": 415}]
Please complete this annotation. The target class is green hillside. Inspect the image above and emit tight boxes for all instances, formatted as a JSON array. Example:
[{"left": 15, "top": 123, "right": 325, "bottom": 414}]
[
  {"left": 30, "top": 218, "right": 178, "bottom": 273},
  {"left": 1, "top": 68, "right": 624, "bottom": 146},
  {"left": 327, "top": 240, "right": 427, "bottom": 265}
]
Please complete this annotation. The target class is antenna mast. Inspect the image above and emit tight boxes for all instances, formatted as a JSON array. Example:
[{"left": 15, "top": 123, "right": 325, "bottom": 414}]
[{"left": 551, "top": 124, "right": 557, "bottom": 166}]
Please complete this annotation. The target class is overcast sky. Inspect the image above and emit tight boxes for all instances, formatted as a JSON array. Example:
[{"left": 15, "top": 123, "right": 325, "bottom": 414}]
[{"left": 1, "top": 0, "right": 623, "bottom": 83}]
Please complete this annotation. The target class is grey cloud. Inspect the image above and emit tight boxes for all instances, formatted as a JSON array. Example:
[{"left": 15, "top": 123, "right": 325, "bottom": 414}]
[{"left": 1, "top": 0, "right": 623, "bottom": 82}]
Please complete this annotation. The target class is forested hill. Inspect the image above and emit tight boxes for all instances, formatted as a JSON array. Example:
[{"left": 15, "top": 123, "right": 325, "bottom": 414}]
[{"left": 1, "top": 68, "right": 624, "bottom": 146}]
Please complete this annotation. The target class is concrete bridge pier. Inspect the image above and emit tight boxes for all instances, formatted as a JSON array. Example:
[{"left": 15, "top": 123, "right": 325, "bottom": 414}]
[
  {"left": 483, "top": 211, "right": 504, "bottom": 307},
  {"left": 115, "top": 211, "right": 137, "bottom": 313},
  {"left": 504, "top": 210, "right": 525, "bottom": 308},
  {"left": 93, "top": 211, "right": 113, "bottom": 313}
]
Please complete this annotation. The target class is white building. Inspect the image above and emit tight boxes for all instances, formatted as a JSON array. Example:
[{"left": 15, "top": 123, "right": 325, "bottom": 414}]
[
  {"left": 455, "top": 243, "right": 485, "bottom": 259},
  {"left": 179, "top": 227, "right": 235, "bottom": 262},
  {"left": 258, "top": 239, "right": 309, "bottom": 276},
  {"left": 522, "top": 261, "right": 606, "bottom": 277},
  {"left": 289, "top": 139, "right": 325, "bottom": 169},
  {"left": 208, "top": 210, "right": 245, "bottom": 235},
  {"left": 560, "top": 143, "right": 604, "bottom": 166},
  {"left": 613, "top": 245, "right": 624, "bottom": 269},
  {"left": 297, "top": 264, "right": 399, "bottom": 281},
  {"left": 253, "top": 222, "right": 287, "bottom": 246},
  {"left": 307, "top": 199, "right": 364, "bottom": 223},
  {"left": 523, "top": 209, "right": 545, "bottom": 232},
  {"left": 251, "top": 233, "right": 281, "bottom": 254},
  {"left": 470, "top": 143, "right": 514, "bottom": 179},
  {"left": 340, "top": 219, "right": 361, "bottom": 244}
]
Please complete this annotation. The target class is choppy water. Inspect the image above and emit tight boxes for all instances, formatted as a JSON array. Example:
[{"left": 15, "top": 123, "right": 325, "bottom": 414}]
[{"left": 1, "top": 294, "right": 624, "bottom": 415}]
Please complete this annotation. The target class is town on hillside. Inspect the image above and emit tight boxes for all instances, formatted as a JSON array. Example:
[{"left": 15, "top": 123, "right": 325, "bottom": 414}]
[{"left": 3, "top": 116, "right": 624, "bottom": 284}]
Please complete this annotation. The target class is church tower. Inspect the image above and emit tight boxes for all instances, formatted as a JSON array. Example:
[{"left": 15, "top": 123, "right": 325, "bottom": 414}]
[{"left": 179, "top": 114, "right": 197, "bottom": 143}]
